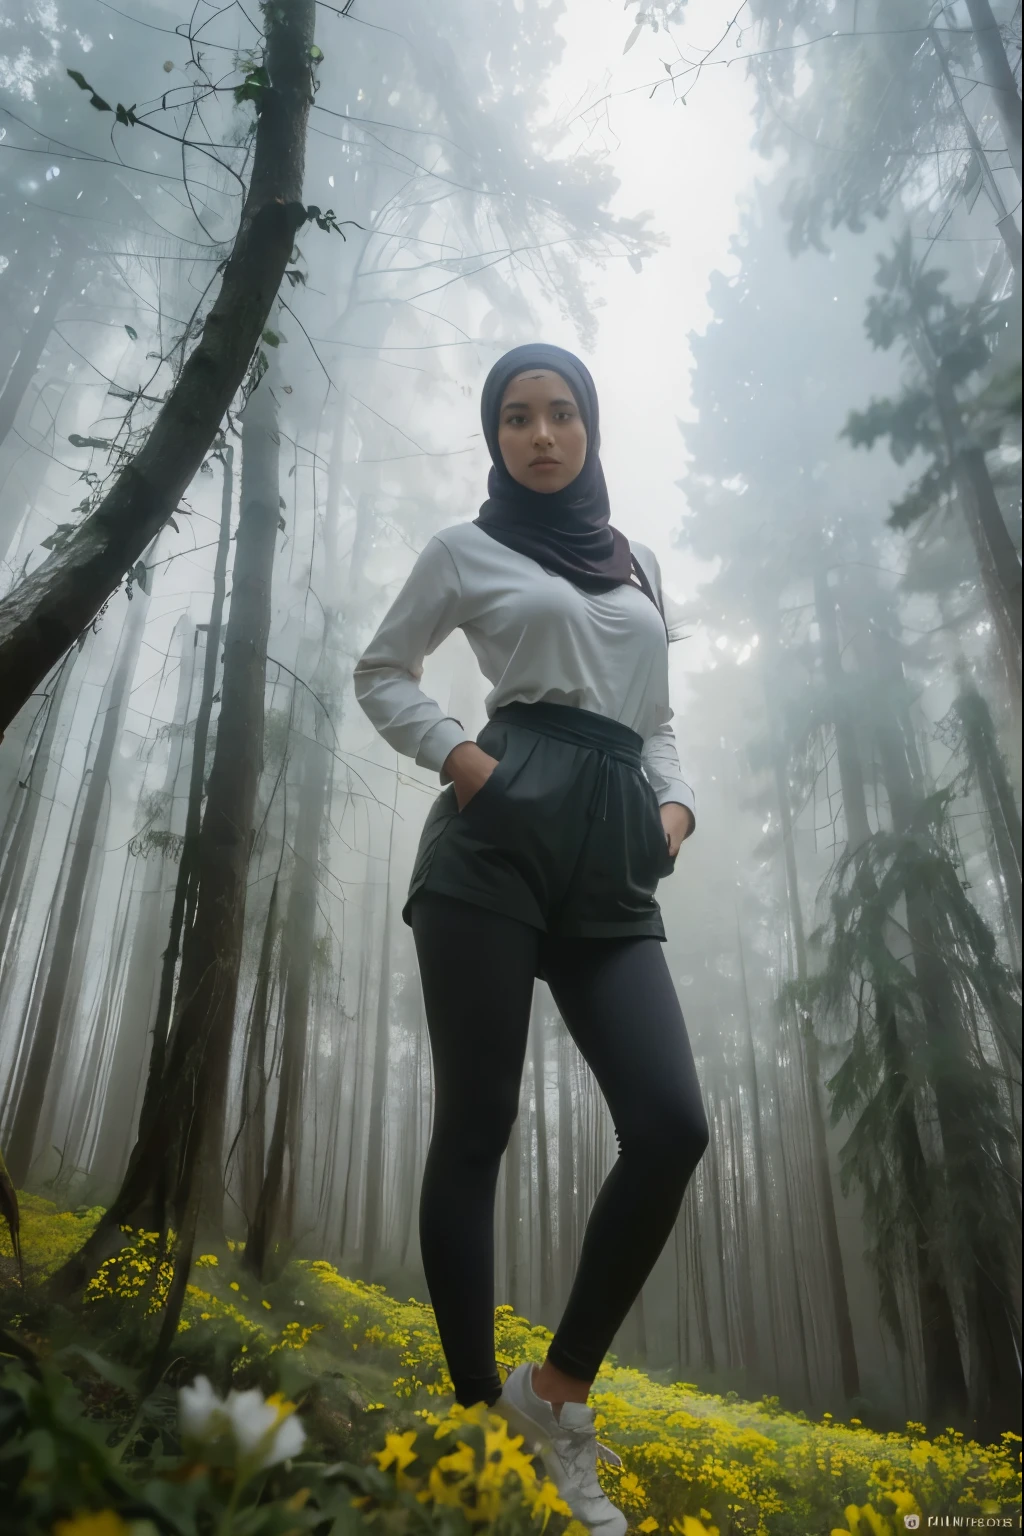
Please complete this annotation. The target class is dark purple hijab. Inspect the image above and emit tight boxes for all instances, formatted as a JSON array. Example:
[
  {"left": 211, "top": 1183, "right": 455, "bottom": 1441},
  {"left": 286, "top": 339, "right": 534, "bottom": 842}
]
[{"left": 473, "top": 343, "right": 664, "bottom": 627}]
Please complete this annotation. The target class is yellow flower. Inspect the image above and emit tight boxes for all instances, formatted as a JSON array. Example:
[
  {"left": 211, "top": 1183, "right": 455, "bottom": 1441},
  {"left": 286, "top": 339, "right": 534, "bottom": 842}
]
[
  {"left": 638, "top": 1519, "right": 660, "bottom": 1532},
  {"left": 54, "top": 1515, "right": 130, "bottom": 1536},
  {"left": 526, "top": 1478, "right": 573, "bottom": 1522},
  {"left": 373, "top": 1428, "right": 419, "bottom": 1478}
]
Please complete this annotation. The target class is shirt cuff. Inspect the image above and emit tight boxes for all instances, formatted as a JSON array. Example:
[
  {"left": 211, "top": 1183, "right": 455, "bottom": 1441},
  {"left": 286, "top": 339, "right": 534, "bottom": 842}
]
[
  {"left": 655, "top": 781, "right": 696, "bottom": 827},
  {"left": 417, "top": 717, "right": 477, "bottom": 782}
]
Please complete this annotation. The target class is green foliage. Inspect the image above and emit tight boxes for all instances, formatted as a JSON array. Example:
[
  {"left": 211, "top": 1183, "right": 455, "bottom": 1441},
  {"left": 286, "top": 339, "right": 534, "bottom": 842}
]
[
  {"left": 0, "top": 1330, "right": 574, "bottom": 1535},
  {"left": 66, "top": 69, "right": 137, "bottom": 125},
  {"left": 797, "top": 787, "right": 1019, "bottom": 1363},
  {"left": 234, "top": 64, "right": 270, "bottom": 111},
  {"left": 841, "top": 234, "right": 1016, "bottom": 530},
  {"left": 1, "top": 1202, "right": 1021, "bottom": 1534}
]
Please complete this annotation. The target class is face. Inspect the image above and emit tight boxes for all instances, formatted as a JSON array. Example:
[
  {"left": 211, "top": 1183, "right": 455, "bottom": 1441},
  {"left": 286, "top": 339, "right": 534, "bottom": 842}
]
[{"left": 496, "top": 369, "right": 588, "bottom": 494}]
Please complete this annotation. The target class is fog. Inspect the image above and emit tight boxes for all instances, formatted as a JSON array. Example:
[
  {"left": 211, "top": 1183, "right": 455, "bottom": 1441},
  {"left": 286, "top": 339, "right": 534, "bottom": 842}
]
[{"left": 0, "top": 0, "right": 1020, "bottom": 1456}]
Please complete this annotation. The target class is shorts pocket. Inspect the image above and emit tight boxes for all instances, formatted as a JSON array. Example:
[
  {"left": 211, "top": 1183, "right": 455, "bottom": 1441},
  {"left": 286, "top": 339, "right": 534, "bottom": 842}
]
[
  {"left": 458, "top": 725, "right": 540, "bottom": 821},
  {"left": 640, "top": 775, "right": 677, "bottom": 881}
]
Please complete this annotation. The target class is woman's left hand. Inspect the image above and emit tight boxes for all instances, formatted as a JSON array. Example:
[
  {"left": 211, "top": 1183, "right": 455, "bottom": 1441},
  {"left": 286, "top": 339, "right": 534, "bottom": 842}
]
[{"left": 660, "top": 802, "right": 694, "bottom": 858}]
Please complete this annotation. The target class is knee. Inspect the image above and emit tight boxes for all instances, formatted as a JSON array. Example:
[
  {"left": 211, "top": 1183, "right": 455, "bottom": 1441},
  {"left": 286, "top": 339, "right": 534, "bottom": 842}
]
[
  {"left": 622, "top": 1101, "right": 709, "bottom": 1172},
  {"left": 432, "top": 1090, "right": 520, "bottom": 1165}
]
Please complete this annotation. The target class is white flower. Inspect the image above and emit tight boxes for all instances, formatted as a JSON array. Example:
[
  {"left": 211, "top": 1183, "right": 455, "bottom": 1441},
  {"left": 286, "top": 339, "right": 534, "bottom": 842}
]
[
  {"left": 178, "top": 1376, "right": 306, "bottom": 1471},
  {"left": 179, "top": 1375, "right": 224, "bottom": 1441}
]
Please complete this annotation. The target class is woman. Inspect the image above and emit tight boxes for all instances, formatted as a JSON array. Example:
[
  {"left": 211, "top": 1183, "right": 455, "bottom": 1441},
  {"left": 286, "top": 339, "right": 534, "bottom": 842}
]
[{"left": 353, "top": 343, "right": 708, "bottom": 1535}]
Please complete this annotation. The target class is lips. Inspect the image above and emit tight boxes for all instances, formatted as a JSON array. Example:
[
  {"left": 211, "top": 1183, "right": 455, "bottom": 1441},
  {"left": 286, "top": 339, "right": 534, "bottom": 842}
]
[{"left": 530, "top": 459, "right": 559, "bottom": 467}]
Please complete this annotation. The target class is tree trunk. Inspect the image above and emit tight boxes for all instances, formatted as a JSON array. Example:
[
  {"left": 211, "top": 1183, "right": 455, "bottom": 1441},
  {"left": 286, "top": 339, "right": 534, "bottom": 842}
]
[
  {"left": 954, "top": 673, "right": 1022, "bottom": 950},
  {"left": 737, "top": 920, "right": 779, "bottom": 1384},
  {"left": 0, "top": 649, "right": 79, "bottom": 977},
  {"left": 869, "top": 618, "right": 1018, "bottom": 1437},
  {"left": 237, "top": 876, "right": 280, "bottom": 1230},
  {"left": 360, "top": 877, "right": 394, "bottom": 1282},
  {"left": 768, "top": 1027, "right": 812, "bottom": 1400},
  {"left": 930, "top": 25, "right": 1021, "bottom": 276},
  {"left": 89, "top": 615, "right": 196, "bottom": 1189},
  {"left": 727, "top": 1091, "right": 760, "bottom": 1379},
  {"left": 963, "top": 0, "right": 1023, "bottom": 188},
  {"left": 5, "top": 587, "right": 148, "bottom": 1186},
  {"left": 140, "top": 446, "right": 235, "bottom": 1126},
  {"left": 531, "top": 996, "right": 554, "bottom": 1319},
  {"left": 911, "top": 323, "right": 1022, "bottom": 706},
  {"left": 557, "top": 1024, "right": 576, "bottom": 1304},
  {"left": 49, "top": 357, "right": 285, "bottom": 1305},
  {"left": 764, "top": 603, "right": 862, "bottom": 1400},
  {"left": 0, "top": 1, "right": 316, "bottom": 736},
  {"left": 0, "top": 239, "right": 79, "bottom": 451},
  {"left": 504, "top": 1111, "right": 523, "bottom": 1314},
  {"left": 704, "top": 1099, "right": 734, "bottom": 1368}
]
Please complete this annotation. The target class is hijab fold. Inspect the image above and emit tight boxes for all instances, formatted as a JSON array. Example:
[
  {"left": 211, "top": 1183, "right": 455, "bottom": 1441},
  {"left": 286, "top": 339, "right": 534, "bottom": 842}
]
[{"left": 472, "top": 343, "right": 664, "bottom": 624}]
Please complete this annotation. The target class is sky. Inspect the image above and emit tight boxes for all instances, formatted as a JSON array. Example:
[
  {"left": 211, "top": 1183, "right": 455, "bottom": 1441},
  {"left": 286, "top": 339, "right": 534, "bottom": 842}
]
[
  {"left": 532, "top": 0, "right": 764, "bottom": 606},
  {"left": 436, "top": 0, "right": 767, "bottom": 729}
]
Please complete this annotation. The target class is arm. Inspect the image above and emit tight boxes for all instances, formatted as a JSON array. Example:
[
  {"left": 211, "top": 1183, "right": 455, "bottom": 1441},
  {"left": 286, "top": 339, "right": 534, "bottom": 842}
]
[
  {"left": 643, "top": 717, "right": 696, "bottom": 830},
  {"left": 353, "top": 535, "right": 476, "bottom": 784},
  {"left": 638, "top": 544, "right": 696, "bottom": 839}
]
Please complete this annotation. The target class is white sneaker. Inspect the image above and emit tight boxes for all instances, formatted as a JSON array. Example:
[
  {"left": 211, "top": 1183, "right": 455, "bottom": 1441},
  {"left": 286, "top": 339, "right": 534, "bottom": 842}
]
[{"left": 491, "top": 1361, "right": 627, "bottom": 1536}]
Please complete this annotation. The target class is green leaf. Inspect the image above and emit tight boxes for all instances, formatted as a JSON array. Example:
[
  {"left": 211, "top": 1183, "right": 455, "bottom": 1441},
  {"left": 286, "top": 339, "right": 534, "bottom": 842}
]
[
  {"left": 124, "top": 325, "right": 138, "bottom": 340},
  {"left": 66, "top": 67, "right": 111, "bottom": 112},
  {"left": 233, "top": 64, "right": 270, "bottom": 109},
  {"left": 132, "top": 560, "right": 148, "bottom": 594},
  {"left": 115, "top": 102, "right": 138, "bottom": 127},
  {"left": 262, "top": 328, "right": 281, "bottom": 348},
  {"left": 68, "top": 433, "right": 112, "bottom": 450},
  {"left": 309, "top": 44, "right": 324, "bottom": 61}
]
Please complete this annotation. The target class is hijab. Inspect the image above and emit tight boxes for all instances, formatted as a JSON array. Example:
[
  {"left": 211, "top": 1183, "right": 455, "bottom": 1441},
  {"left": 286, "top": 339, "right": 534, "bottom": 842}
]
[{"left": 472, "top": 343, "right": 665, "bottom": 630}]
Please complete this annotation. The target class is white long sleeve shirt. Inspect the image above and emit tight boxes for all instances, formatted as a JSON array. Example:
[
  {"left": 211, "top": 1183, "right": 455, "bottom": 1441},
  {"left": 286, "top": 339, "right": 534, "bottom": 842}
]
[{"left": 352, "top": 520, "right": 695, "bottom": 819}]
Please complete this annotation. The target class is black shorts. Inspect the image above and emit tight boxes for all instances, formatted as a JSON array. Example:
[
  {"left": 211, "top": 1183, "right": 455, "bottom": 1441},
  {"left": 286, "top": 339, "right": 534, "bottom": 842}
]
[{"left": 402, "top": 700, "right": 678, "bottom": 946}]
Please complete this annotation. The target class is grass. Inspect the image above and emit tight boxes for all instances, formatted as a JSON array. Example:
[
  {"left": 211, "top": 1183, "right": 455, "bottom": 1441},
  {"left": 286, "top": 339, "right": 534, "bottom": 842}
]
[{"left": 0, "top": 1193, "right": 1020, "bottom": 1536}]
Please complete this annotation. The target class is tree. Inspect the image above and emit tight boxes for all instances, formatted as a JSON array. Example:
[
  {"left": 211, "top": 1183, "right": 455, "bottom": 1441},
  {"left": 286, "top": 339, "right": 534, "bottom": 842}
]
[
  {"left": 0, "top": 0, "right": 321, "bottom": 736},
  {"left": 844, "top": 235, "right": 1021, "bottom": 707},
  {"left": 48, "top": 339, "right": 296, "bottom": 1357}
]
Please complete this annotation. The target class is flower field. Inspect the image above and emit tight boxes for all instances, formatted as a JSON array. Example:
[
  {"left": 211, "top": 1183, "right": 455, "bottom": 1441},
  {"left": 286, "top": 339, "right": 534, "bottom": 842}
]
[{"left": 1, "top": 1195, "right": 1020, "bottom": 1536}]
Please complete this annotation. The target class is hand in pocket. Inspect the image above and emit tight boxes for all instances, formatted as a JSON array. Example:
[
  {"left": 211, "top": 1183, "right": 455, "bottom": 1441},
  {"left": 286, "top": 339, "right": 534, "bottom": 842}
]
[{"left": 443, "top": 742, "right": 501, "bottom": 811}]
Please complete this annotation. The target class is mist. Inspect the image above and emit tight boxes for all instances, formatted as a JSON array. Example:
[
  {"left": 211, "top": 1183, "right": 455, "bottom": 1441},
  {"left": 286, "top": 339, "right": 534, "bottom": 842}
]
[{"left": 0, "top": 2, "right": 1020, "bottom": 1529}]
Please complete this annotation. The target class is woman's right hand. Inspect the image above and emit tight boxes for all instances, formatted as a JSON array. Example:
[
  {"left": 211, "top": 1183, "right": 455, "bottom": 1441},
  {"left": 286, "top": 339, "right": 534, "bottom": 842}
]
[{"left": 443, "top": 741, "right": 500, "bottom": 811}]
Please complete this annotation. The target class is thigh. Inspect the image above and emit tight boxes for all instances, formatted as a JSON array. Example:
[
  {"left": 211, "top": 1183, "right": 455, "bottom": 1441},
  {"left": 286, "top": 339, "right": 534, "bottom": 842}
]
[
  {"left": 540, "top": 934, "right": 704, "bottom": 1146},
  {"left": 410, "top": 892, "right": 540, "bottom": 1127}
]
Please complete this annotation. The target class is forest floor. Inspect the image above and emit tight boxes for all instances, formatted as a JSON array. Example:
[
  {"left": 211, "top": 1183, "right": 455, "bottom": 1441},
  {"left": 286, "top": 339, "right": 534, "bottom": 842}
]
[{"left": 1, "top": 1194, "right": 1020, "bottom": 1536}]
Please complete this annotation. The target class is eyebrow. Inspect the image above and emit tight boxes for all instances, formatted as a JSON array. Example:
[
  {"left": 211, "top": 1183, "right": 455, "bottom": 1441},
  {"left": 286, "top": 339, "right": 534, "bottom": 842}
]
[{"left": 501, "top": 397, "right": 577, "bottom": 411}]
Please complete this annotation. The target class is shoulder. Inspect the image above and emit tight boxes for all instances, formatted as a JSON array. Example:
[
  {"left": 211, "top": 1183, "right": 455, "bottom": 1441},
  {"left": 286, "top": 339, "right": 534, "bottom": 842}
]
[
  {"left": 429, "top": 519, "right": 496, "bottom": 565},
  {"left": 630, "top": 540, "right": 663, "bottom": 585}
]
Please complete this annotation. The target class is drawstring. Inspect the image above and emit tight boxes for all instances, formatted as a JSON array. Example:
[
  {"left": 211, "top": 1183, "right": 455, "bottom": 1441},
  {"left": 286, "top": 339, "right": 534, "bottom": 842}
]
[{"left": 588, "top": 753, "right": 612, "bottom": 822}]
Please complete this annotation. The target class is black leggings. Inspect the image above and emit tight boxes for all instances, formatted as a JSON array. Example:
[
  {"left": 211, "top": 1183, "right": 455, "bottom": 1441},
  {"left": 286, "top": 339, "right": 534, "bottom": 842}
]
[{"left": 410, "top": 890, "right": 709, "bottom": 1408}]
